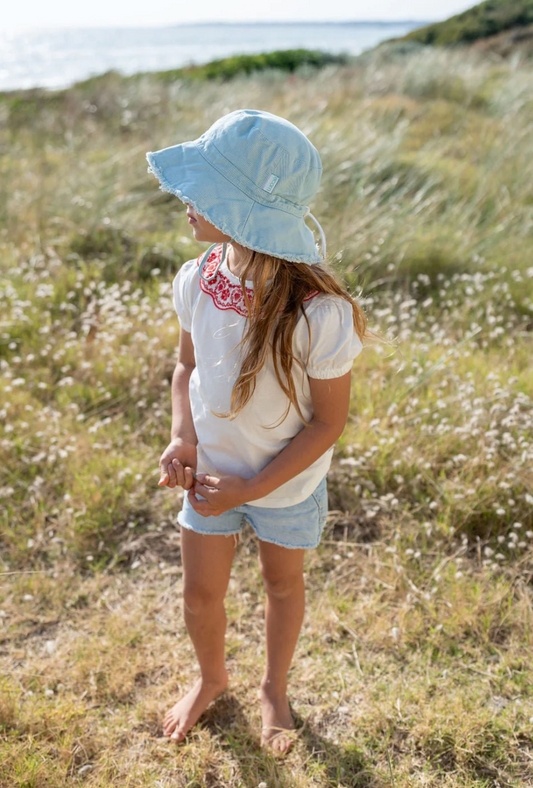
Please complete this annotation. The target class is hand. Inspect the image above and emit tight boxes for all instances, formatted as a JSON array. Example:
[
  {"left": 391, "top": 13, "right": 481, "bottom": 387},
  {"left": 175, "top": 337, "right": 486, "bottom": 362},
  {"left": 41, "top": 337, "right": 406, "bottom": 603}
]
[
  {"left": 188, "top": 473, "right": 252, "bottom": 516},
  {"left": 158, "top": 438, "right": 197, "bottom": 490}
]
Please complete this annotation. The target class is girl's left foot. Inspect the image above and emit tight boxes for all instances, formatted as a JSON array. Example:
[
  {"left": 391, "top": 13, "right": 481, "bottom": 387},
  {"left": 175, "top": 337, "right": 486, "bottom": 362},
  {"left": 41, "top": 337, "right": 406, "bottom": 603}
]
[{"left": 259, "top": 681, "right": 297, "bottom": 756}]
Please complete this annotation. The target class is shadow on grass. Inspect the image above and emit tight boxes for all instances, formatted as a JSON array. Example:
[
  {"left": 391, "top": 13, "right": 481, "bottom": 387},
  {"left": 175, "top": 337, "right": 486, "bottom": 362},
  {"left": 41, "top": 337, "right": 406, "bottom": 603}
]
[{"left": 200, "top": 692, "right": 385, "bottom": 788}]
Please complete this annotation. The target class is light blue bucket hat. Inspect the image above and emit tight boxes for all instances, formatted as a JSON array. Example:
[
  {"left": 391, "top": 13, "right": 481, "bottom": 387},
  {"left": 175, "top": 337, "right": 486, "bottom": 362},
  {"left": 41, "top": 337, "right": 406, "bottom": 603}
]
[{"left": 145, "top": 108, "right": 327, "bottom": 267}]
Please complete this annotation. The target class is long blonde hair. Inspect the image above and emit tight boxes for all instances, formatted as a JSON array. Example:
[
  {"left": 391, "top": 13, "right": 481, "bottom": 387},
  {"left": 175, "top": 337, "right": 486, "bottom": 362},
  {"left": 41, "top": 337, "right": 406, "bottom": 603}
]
[{"left": 216, "top": 247, "right": 367, "bottom": 426}]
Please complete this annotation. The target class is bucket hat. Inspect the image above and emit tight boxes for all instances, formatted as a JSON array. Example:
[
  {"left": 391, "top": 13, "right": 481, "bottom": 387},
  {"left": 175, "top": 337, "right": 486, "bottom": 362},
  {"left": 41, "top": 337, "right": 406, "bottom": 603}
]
[{"left": 145, "top": 108, "right": 327, "bottom": 268}]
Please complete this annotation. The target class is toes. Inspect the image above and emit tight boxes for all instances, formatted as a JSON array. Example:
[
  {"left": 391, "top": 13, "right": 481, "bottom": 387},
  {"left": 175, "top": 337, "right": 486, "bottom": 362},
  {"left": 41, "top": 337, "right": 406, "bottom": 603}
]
[
  {"left": 273, "top": 736, "right": 293, "bottom": 756},
  {"left": 273, "top": 734, "right": 288, "bottom": 750},
  {"left": 163, "top": 716, "right": 177, "bottom": 735},
  {"left": 261, "top": 727, "right": 295, "bottom": 755},
  {"left": 171, "top": 727, "right": 187, "bottom": 742}
]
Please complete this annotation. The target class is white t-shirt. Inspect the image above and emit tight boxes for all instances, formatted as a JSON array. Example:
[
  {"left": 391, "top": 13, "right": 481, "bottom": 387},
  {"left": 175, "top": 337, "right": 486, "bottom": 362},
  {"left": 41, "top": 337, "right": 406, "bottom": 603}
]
[{"left": 172, "top": 243, "right": 363, "bottom": 507}]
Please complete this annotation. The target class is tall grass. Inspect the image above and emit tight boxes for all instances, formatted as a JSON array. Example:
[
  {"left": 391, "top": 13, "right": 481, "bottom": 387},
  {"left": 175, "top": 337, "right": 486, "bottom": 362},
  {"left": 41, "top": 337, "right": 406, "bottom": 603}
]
[{"left": 1, "top": 43, "right": 532, "bottom": 787}]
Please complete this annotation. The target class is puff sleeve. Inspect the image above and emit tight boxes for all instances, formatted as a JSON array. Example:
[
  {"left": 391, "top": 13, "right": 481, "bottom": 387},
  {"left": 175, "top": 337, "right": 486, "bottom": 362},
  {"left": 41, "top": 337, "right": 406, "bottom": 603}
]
[
  {"left": 171, "top": 258, "right": 197, "bottom": 332},
  {"left": 298, "top": 296, "right": 364, "bottom": 379}
]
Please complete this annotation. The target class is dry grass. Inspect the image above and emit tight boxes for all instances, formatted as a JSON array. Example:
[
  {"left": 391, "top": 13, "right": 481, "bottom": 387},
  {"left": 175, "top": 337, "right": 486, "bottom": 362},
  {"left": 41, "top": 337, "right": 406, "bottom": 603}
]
[{"left": 1, "top": 42, "right": 533, "bottom": 787}]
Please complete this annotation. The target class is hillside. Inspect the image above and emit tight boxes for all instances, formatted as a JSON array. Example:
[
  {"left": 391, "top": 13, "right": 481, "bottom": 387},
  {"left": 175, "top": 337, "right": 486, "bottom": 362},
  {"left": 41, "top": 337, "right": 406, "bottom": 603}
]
[
  {"left": 469, "top": 21, "right": 533, "bottom": 57},
  {"left": 389, "top": 0, "right": 533, "bottom": 55},
  {"left": 401, "top": 0, "right": 533, "bottom": 46}
]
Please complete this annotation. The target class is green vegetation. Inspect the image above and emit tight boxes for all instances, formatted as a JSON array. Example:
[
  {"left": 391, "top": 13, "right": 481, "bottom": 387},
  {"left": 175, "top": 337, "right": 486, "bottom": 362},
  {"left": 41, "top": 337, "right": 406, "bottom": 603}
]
[
  {"left": 0, "top": 48, "right": 349, "bottom": 118},
  {"left": 401, "top": 0, "right": 533, "bottom": 46},
  {"left": 0, "top": 48, "right": 350, "bottom": 137},
  {"left": 1, "top": 41, "right": 533, "bottom": 787},
  {"left": 142, "top": 48, "right": 350, "bottom": 83}
]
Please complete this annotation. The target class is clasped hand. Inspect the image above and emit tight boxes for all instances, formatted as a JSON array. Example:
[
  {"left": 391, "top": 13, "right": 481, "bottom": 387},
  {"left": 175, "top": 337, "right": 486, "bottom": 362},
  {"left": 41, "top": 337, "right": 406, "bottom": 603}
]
[
  {"left": 158, "top": 440, "right": 251, "bottom": 515},
  {"left": 188, "top": 473, "right": 251, "bottom": 516}
]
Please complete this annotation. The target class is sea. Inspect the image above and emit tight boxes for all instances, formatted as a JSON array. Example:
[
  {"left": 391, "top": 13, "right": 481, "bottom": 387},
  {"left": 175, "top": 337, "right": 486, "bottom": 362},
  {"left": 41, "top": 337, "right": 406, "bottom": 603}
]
[{"left": 0, "top": 21, "right": 426, "bottom": 92}]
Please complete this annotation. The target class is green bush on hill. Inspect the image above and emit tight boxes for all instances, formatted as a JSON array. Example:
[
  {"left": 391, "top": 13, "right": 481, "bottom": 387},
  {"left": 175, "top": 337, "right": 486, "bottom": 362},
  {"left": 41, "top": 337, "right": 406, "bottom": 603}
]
[
  {"left": 134, "top": 48, "right": 350, "bottom": 83},
  {"left": 403, "top": 0, "right": 533, "bottom": 45}
]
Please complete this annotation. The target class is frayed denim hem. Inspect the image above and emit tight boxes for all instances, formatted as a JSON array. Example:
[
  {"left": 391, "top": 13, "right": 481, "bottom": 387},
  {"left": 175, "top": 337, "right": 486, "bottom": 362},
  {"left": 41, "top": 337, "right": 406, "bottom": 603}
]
[
  {"left": 178, "top": 524, "right": 241, "bottom": 538},
  {"left": 177, "top": 516, "right": 241, "bottom": 541},
  {"left": 252, "top": 529, "right": 320, "bottom": 550},
  {"left": 179, "top": 523, "right": 241, "bottom": 548}
]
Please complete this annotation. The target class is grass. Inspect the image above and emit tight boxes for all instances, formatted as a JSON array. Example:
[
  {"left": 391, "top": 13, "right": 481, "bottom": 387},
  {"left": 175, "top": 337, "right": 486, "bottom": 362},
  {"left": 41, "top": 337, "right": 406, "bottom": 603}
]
[{"left": 1, "top": 42, "right": 533, "bottom": 787}]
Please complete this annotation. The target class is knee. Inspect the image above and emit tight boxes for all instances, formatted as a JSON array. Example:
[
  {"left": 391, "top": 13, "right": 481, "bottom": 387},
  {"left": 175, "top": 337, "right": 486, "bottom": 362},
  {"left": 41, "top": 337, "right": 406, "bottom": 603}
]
[
  {"left": 260, "top": 567, "right": 303, "bottom": 600},
  {"left": 182, "top": 582, "right": 223, "bottom": 615}
]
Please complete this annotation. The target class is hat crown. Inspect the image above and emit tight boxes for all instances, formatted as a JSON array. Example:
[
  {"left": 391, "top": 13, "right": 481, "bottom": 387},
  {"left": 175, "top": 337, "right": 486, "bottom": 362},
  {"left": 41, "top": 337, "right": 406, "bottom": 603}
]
[{"left": 200, "top": 109, "right": 322, "bottom": 207}]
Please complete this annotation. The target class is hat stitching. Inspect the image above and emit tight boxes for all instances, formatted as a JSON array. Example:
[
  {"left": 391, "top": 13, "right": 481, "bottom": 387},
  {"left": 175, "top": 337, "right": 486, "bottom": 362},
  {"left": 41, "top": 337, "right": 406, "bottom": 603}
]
[
  {"left": 292, "top": 155, "right": 322, "bottom": 170},
  {"left": 253, "top": 127, "right": 292, "bottom": 159},
  {"left": 247, "top": 130, "right": 291, "bottom": 181},
  {"left": 252, "top": 125, "right": 322, "bottom": 172},
  {"left": 198, "top": 141, "right": 308, "bottom": 217}
]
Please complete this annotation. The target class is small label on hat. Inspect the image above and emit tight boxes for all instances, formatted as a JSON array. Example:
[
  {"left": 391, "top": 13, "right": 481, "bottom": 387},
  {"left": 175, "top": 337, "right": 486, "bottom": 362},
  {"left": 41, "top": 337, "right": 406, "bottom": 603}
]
[{"left": 262, "top": 173, "right": 279, "bottom": 193}]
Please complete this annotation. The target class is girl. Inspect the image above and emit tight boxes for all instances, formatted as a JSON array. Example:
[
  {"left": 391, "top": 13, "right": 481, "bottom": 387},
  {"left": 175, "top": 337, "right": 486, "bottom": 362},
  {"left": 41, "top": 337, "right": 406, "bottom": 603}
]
[{"left": 146, "top": 109, "right": 366, "bottom": 756}]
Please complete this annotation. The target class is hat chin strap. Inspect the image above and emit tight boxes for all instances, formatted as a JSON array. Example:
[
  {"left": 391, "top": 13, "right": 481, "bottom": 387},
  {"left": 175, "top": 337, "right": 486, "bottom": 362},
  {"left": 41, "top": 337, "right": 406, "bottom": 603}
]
[
  {"left": 198, "top": 242, "right": 228, "bottom": 282},
  {"left": 305, "top": 209, "right": 327, "bottom": 260}
]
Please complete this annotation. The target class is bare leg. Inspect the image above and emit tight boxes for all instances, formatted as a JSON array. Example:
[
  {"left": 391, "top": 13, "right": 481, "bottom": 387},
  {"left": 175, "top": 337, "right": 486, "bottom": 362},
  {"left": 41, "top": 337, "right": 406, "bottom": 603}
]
[
  {"left": 163, "top": 528, "right": 238, "bottom": 742},
  {"left": 258, "top": 539, "right": 306, "bottom": 755}
]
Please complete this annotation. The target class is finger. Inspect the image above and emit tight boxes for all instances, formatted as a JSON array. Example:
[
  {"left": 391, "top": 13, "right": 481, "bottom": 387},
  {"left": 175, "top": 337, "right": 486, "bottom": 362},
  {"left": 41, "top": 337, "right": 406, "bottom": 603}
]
[
  {"left": 193, "top": 482, "right": 216, "bottom": 500},
  {"left": 158, "top": 471, "right": 169, "bottom": 486},
  {"left": 172, "top": 458, "right": 185, "bottom": 487},
  {"left": 195, "top": 473, "right": 220, "bottom": 488},
  {"left": 187, "top": 489, "right": 213, "bottom": 517},
  {"left": 167, "top": 461, "right": 177, "bottom": 488},
  {"left": 183, "top": 466, "right": 194, "bottom": 491},
  {"left": 159, "top": 455, "right": 170, "bottom": 480}
]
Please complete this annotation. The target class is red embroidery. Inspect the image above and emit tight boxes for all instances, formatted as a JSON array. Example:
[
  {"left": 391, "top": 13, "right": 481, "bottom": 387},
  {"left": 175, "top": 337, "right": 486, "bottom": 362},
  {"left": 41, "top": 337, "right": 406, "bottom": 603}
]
[
  {"left": 197, "top": 245, "right": 254, "bottom": 317},
  {"left": 196, "top": 244, "right": 319, "bottom": 317}
]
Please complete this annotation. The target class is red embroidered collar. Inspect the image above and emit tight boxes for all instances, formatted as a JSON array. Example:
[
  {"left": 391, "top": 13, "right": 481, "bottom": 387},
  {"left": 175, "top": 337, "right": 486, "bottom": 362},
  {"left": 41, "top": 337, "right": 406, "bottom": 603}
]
[{"left": 196, "top": 245, "right": 319, "bottom": 317}]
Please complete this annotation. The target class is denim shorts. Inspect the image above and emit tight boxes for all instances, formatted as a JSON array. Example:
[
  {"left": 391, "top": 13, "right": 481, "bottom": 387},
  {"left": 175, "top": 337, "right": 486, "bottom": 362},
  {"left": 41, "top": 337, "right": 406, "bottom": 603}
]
[{"left": 177, "top": 476, "right": 328, "bottom": 550}]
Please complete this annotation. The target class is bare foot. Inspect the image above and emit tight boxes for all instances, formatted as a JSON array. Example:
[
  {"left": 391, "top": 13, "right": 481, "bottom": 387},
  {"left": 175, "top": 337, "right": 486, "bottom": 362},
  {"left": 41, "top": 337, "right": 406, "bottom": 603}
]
[
  {"left": 260, "top": 682, "right": 297, "bottom": 756},
  {"left": 163, "top": 672, "right": 228, "bottom": 742}
]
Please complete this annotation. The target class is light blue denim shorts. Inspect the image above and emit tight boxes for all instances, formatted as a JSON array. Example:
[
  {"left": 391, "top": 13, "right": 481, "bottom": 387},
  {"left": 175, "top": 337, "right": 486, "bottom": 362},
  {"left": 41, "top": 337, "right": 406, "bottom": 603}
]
[{"left": 177, "top": 476, "right": 328, "bottom": 550}]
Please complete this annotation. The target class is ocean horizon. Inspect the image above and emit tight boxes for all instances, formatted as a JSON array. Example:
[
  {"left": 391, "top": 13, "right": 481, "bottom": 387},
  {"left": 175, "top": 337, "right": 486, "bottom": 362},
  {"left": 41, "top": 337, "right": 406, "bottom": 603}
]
[{"left": 0, "top": 20, "right": 428, "bottom": 92}]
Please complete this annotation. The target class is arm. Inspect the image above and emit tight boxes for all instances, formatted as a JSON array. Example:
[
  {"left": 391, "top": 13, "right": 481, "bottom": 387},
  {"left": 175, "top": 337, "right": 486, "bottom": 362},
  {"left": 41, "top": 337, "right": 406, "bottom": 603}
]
[
  {"left": 190, "top": 371, "right": 352, "bottom": 514},
  {"left": 246, "top": 372, "right": 351, "bottom": 499},
  {"left": 158, "top": 329, "right": 198, "bottom": 489},
  {"left": 170, "top": 329, "right": 197, "bottom": 445}
]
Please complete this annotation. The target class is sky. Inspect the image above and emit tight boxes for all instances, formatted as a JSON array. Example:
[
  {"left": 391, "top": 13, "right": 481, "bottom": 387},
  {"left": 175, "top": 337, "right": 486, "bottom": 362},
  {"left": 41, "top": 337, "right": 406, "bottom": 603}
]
[{"left": 5, "top": 1, "right": 476, "bottom": 30}]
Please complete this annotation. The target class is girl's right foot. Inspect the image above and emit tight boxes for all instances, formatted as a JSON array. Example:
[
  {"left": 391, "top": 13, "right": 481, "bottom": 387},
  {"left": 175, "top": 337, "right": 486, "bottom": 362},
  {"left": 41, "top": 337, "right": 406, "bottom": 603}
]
[
  {"left": 259, "top": 682, "right": 297, "bottom": 756},
  {"left": 163, "top": 671, "right": 228, "bottom": 742}
]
